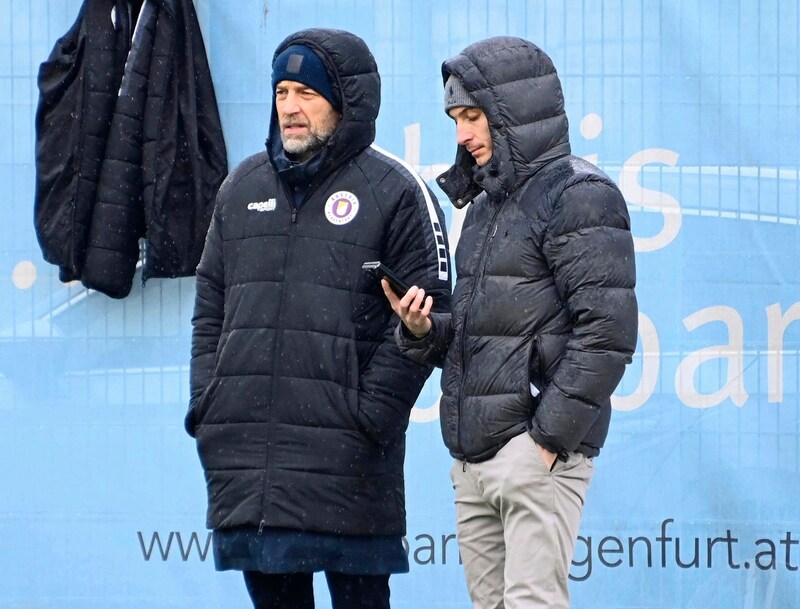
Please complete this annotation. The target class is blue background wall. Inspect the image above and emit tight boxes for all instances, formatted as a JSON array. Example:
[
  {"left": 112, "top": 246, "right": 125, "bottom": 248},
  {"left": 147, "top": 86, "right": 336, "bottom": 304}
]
[{"left": 1, "top": 1, "right": 799, "bottom": 607}]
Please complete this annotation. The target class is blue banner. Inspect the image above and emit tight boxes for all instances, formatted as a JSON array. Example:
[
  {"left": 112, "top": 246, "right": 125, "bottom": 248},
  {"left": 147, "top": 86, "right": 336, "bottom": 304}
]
[{"left": 1, "top": 1, "right": 798, "bottom": 607}]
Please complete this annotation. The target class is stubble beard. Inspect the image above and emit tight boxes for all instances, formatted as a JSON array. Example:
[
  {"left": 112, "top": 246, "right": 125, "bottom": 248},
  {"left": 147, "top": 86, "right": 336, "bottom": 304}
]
[
  {"left": 282, "top": 132, "right": 328, "bottom": 161},
  {"left": 281, "top": 115, "right": 339, "bottom": 162}
]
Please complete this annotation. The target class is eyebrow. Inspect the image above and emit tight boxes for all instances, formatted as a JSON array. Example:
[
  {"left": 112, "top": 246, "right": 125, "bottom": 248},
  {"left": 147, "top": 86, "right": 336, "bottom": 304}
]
[{"left": 450, "top": 107, "right": 481, "bottom": 119}]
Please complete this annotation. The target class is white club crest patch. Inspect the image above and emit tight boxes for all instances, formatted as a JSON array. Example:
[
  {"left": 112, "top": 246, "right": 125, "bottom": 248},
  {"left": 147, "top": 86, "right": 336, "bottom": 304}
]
[{"left": 324, "top": 191, "right": 360, "bottom": 225}]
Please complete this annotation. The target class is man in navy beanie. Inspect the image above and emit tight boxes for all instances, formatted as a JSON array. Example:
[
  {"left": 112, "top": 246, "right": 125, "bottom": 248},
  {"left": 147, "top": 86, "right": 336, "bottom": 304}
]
[
  {"left": 270, "top": 43, "right": 341, "bottom": 162},
  {"left": 186, "top": 28, "right": 452, "bottom": 609}
]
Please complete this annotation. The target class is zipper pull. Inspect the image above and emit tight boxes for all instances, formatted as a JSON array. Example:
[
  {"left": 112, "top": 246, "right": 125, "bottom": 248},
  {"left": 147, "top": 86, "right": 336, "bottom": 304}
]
[
  {"left": 258, "top": 520, "right": 266, "bottom": 535},
  {"left": 462, "top": 461, "right": 467, "bottom": 473},
  {"left": 291, "top": 208, "right": 297, "bottom": 223},
  {"left": 492, "top": 224, "right": 498, "bottom": 237}
]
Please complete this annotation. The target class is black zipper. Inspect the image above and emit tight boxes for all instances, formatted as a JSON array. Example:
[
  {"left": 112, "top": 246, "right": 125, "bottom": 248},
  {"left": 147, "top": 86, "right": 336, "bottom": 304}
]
[
  {"left": 257, "top": 166, "right": 333, "bottom": 523},
  {"left": 480, "top": 222, "right": 499, "bottom": 291},
  {"left": 456, "top": 202, "right": 505, "bottom": 457},
  {"left": 258, "top": 178, "right": 299, "bottom": 525}
]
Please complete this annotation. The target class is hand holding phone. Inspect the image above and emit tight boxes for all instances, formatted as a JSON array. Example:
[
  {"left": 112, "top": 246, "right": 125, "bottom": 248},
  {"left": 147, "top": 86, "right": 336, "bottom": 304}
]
[
  {"left": 361, "top": 261, "right": 412, "bottom": 295},
  {"left": 363, "top": 260, "right": 432, "bottom": 338}
]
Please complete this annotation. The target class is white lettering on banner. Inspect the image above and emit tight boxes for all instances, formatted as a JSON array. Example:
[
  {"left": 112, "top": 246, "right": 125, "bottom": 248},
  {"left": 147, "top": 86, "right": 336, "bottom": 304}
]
[
  {"left": 412, "top": 300, "right": 800, "bottom": 420},
  {"left": 405, "top": 122, "right": 683, "bottom": 254},
  {"left": 404, "top": 123, "right": 420, "bottom": 168},
  {"left": 618, "top": 149, "right": 682, "bottom": 253},
  {"left": 766, "top": 302, "right": 800, "bottom": 403},
  {"left": 410, "top": 394, "right": 440, "bottom": 423},
  {"left": 404, "top": 123, "right": 465, "bottom": 248},
  {"left": 675, "top": 306, "right": 749, "bottom": 409},
  {"left": 398, "top": 120, "right": 796, "bottom": 416},
  {"left": 445, "top": 206, "right": 469, "bottom": 252}
]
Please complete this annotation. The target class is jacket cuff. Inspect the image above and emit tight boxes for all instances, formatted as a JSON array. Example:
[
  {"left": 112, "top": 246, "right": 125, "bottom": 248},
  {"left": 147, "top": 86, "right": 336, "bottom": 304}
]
[
  {"left": 527, "top": 422, "right": 569, "bottom": 462},
  {"left": 394, "top": 319, "right": 436, "bottom": 349}
]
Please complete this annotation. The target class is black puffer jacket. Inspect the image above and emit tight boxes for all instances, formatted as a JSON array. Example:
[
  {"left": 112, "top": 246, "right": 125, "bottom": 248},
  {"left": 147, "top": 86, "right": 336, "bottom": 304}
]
[
  {"left": 398, "top": 37, "right": 637, "bottom": 462},
  {"left": 186, "top": 29, "right": 452, "bottom": 536},
  {"left": 34, "top": 0, "right": 227, "bottom": 298},
  {"left": 34, "top": 0, "right": 132, "bottom": 283}
]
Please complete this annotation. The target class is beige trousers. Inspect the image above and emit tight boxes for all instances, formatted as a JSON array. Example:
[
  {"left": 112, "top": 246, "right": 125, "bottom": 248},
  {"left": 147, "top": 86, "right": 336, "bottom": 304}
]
[{"left": 450, "top": 432, "right": 594, "bottom": 609}]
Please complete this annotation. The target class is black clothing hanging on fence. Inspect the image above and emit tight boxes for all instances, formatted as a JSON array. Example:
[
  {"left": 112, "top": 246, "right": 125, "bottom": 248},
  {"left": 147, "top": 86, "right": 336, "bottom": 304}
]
[{"left": 34, "top": 0, "right": 228, "bottom": 299}]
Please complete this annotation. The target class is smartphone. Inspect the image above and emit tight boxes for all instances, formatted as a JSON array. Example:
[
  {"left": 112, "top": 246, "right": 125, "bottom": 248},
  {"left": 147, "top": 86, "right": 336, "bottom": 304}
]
[{"left": 362, "top": 260, "right": 412, "bottom": 295}]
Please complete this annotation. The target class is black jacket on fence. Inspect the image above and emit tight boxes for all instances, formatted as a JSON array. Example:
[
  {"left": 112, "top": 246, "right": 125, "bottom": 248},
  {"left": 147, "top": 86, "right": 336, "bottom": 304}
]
[
  {"left": 34, "top": 0, "right": 227, "bottom": 298},
  {"left": 397, "top": 36, "right": 638, "bottom": 463},
  {"left": 186, "top": 29, "right": 452, "bottom": 536}
]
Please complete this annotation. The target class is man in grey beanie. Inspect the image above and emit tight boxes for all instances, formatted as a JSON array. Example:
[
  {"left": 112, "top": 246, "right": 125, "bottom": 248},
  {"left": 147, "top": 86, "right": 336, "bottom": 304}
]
[
  {"left": 385, "top": 37, "right": 638, "bottom": 608},
  {"left": 187, "top": 28, "right": 452, "bottom": 609}
]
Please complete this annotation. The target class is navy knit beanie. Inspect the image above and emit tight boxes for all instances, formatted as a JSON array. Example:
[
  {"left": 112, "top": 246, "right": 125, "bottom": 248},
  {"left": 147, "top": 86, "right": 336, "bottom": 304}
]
[{"left": 271, "top": 44, "right": 340, "bottom": 110}]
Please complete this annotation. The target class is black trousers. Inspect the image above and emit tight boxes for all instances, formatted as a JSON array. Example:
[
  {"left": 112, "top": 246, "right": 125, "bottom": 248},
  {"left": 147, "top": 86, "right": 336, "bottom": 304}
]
[{"left": 243, "top": 571, "right": 391, "bottom": 609}]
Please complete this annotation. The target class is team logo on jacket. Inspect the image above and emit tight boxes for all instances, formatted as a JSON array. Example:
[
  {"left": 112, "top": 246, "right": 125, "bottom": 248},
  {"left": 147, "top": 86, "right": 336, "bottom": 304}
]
[{"left": 324, "top": 191, "right": 359, "bottom": 225}]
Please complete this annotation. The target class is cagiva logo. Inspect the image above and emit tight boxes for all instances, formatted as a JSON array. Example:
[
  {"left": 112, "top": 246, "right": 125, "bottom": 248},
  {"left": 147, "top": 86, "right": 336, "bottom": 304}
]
[{"left": 247, "top": 199, "right": 277, "bottom": 212}]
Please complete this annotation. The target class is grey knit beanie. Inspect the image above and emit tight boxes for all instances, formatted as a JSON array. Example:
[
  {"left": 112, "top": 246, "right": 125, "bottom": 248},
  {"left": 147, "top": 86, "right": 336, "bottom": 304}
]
[{"left": 443, "top": 75, "right": 480, "bottom": 113}]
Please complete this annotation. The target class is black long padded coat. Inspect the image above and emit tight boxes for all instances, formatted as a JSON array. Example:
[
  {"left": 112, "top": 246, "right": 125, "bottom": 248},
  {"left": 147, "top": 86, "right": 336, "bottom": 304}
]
[
  {"left": 398, "top": 37, "right": 638, "bottom": 463},
  {"left": 186, "top": 28, "right": 452, "bottom": 536},
  {"left": 34, "top": 0, "right": 227, "bottom": 298}
]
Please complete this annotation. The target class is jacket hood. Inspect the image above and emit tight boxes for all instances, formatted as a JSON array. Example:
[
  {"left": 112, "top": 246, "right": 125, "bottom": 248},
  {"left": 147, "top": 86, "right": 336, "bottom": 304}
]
[
  {"left": 267, "top": 28, "right": 380, "bottom": 178},
  {"left": 437, "top": 36, "right": 572, "bottom": 207}
]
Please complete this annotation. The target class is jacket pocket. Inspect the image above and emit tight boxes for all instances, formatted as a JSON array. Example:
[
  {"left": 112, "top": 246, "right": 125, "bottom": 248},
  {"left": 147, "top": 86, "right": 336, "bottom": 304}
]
[
  {"left": 529, "top": 335, "right": 545, "bottom": 392},
  {"left": 343, "top": 340, "right": 364, "bottom": 432},
  {"left": 184, "top": 377, "right": 219, "bottom": 437},
  {"left": 530, "top": 332, "right": 569, "bottom": 389}
]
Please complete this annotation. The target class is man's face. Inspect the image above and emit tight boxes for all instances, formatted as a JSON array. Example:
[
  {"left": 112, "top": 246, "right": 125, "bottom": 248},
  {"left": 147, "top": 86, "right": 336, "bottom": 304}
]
[
  {"left": 447, "top": 106, "right": 493, "bottom": 166},
  {"left": 275, "top": 80, "right": 340, "bottom": 161}
]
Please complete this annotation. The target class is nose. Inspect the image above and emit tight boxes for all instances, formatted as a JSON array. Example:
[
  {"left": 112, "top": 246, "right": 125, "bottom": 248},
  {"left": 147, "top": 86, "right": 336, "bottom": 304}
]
[
  {"left": 281, "top": 91, "right": 301, "bottom": 115},
  {"left": 455, "top": 120, "right": 472, "bottom": 146}
]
